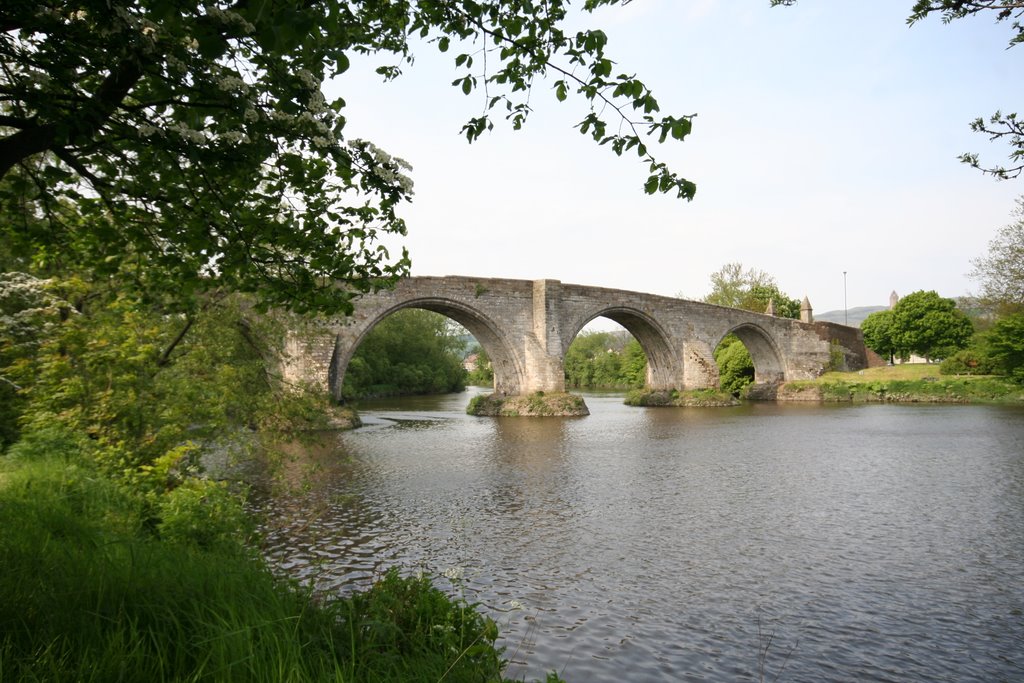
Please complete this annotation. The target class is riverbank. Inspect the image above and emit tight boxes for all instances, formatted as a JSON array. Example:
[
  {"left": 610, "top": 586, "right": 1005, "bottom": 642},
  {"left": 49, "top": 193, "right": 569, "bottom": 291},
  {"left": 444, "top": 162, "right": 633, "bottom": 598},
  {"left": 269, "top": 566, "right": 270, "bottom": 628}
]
[
  {"left": 772, "top": 365, "right": 1024, "bottom": 404},
  {"left": 0, "top": 430, "right": 549, "bottom": 683}
]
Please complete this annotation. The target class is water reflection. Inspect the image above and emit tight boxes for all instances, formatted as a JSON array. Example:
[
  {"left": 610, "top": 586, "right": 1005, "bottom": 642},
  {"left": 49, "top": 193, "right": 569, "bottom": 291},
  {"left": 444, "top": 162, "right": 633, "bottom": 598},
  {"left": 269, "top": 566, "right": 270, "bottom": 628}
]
[{"left": 252, "top": 392, "right": 1024, "bottom": 682}]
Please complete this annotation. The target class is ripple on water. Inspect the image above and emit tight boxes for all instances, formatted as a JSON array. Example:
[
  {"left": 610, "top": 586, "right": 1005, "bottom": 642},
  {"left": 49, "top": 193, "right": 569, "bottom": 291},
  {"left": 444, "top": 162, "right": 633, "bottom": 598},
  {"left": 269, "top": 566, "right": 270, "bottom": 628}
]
[{"left": 251, "top": 397, "right": 1024, "bottom": 683}]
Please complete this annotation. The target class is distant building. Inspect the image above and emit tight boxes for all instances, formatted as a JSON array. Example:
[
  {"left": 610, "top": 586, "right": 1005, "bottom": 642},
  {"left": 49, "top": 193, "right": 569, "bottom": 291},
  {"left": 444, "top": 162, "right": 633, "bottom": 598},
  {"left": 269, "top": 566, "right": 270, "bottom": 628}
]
[
  {"left": 889, "top": 290, "right": 899, "bottom": 309},
  {"left": 462, "top": 353, "right": 478, "bottom": 372}
]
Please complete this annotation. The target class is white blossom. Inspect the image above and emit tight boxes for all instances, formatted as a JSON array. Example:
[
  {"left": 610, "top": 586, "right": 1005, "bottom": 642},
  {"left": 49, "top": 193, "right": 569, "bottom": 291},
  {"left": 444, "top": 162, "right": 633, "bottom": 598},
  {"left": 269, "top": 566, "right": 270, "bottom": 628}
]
[
  {"left": 295, "top": 69, "right": 319, "bottom": 90},
  {"left": 442, "top": 566, "right": 464, "bottom": 580},
  {"left": 219, "top": 130, "right": 250, "bottom": 144},
  {"left": 167, "top": 121, "right": 206, "bottom": 144},
  {"left": 307, "top": 91, "right": 327, "bottom": 114},
  {"left": 216, "top": 75, "right": 249, "bottom": 94}
]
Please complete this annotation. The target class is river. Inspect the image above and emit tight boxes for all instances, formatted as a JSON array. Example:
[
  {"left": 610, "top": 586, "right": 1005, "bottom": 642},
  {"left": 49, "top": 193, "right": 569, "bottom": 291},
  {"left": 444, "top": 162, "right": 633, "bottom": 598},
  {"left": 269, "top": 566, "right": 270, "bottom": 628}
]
[{"left": 254, "top": 388, "right": 1024, "bottom": 682}]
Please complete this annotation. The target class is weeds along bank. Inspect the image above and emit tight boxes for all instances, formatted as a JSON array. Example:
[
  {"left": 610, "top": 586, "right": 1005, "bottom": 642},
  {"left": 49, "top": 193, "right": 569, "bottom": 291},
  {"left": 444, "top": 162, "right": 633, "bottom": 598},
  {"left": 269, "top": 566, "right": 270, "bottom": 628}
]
[
  {"left": 768, "top": 366, "right": 1024, "bottom": 404},
  {"left": 0, "top": 427, "right": 555, "bottom": 683}
]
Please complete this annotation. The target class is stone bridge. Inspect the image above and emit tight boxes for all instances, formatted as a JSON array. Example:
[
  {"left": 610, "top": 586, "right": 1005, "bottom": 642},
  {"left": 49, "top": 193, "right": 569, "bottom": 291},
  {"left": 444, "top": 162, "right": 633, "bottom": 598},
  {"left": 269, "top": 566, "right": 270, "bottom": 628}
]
[{"left": 280, "top": 276, "right": 868, "bottom": 401}]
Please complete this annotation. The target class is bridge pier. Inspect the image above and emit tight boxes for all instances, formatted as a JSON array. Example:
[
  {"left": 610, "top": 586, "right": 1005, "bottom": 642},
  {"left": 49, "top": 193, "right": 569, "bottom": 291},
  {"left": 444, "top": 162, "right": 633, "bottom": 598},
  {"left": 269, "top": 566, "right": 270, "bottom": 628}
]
[{"left": 524, "top": 279, "right": 567, "bottom": 394}]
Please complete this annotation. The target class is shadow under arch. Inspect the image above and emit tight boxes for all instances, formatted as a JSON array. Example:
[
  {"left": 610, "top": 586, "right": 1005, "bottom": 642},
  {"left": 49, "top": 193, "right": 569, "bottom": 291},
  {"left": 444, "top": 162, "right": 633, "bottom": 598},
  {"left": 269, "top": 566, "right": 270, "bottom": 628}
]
[
  {"left": 328, "top": 297, "right": 526, "bottom": 400},
  {"left": 719, "top": 322, "right": 786, "bottom": 385},
  {"left": 564, "top": 307, "right": 679, "bottom": 390}
]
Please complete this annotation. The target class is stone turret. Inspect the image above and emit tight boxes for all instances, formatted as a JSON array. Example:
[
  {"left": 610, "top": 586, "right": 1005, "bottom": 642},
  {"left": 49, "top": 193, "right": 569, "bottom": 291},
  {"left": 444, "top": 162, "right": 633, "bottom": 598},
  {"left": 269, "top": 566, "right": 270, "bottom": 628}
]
[
  {"left": 800, "top": 296, "right": 813, "bottom": 323},
  {"left": 765, "top": 298, "right": 776, "bottom": 316},
  {"left": 889, "top": 290, "right": 899, "bottom": 309}
]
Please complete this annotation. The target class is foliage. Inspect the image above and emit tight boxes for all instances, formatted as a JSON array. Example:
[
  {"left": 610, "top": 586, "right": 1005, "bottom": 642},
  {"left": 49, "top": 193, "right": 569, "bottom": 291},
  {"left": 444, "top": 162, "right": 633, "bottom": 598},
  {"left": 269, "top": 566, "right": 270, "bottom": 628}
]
[
  {"left": 0, "top": 271, "right": 60, "bottom": 449},
  {"left": 939, "top": 348, "right": 998, "bottom": 375},
  {"left": 908, "top": 3, "right": 1023, "bottom": 178},
  {"left": 985, "top": 312, "right": 1024, "bottom": 383},
  {"left": 0, "top": 0, "right": 696, "bottom": 315},
  {"left": 703, "top": 263, "right": 774, "bottom": 308},
  {"left": 563, "top": 331, "right": 647, "bottom": 389},
  {"left": 907, "top": 0, "right": 1024, "bottom": 49},
  {"left": 714, "top": 335, "right": 755, "bottom": 396},
  {"left": 343, "top": 308, "right": 466, "bottom": 399},
  {"left": 971, "top": 196, "right": 1024, "bottom": 312},
  {"left": 827, "top": 338, "right": 847, "bottom": 372},
  {"left": 0, "top": 452, "right": 514, "bottom": 683},
  {"left": 890, "top": 290, "right": 974, "bottom": 360},
  {"left": 860, "top": 309, "right": 899, "bottom": 363},
  {"left": 703, "top": 263, "right": 800, "bottom": 318},
  {"left": 156, "top": 477, "right": 252, "bottom": 550},
  {"left": 466, "top": 343, "right": 494, "bottom": 386}
]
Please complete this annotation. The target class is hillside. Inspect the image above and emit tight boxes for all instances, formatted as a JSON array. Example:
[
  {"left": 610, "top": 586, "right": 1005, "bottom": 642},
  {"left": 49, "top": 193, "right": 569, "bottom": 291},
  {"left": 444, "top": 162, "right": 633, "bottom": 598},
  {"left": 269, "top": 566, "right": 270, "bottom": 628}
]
[{"left": 814, "top": 305, "right": 887, "bottom": 327}]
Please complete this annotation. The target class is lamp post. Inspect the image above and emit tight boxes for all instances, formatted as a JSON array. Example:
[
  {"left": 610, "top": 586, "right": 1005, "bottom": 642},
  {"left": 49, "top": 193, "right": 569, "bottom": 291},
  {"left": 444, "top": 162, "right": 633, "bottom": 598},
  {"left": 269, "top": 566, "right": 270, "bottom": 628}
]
[{"left": 843, "top": 271, "right": 848, "bottom": 326}]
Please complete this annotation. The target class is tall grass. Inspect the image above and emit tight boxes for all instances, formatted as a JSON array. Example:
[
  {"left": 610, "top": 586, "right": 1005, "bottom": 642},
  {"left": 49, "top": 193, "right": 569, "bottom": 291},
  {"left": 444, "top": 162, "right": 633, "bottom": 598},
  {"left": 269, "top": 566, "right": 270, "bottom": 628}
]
[{"left": 0, "top": 449, "right": 509, "bottom": 682}]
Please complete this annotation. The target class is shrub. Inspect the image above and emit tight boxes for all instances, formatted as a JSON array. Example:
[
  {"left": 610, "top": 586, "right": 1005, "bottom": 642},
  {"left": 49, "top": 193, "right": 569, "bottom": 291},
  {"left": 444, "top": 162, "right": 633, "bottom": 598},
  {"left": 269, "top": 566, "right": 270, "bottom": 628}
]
[
  {"left": 940, "top": 349, "right": 997, "bottom": 376},
  {"left": 156, "top": 478, "right": 251, "bottom": 550}
]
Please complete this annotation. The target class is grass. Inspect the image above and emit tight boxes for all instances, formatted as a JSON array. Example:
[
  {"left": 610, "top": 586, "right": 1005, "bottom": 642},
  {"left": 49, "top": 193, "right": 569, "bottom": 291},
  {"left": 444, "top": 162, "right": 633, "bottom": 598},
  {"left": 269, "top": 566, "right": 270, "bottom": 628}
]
[
  {"left": 782, "top": 364, "right": 1024, "bottom": 403},
  {"left": 624, "top": 388, "right": 738, "bottom": 407},
  {"left": 0, "top": 447, "right": 527, "bottom": 682},
  {"left": 467, "top": 392, "right": 589, "bottom": 416}
]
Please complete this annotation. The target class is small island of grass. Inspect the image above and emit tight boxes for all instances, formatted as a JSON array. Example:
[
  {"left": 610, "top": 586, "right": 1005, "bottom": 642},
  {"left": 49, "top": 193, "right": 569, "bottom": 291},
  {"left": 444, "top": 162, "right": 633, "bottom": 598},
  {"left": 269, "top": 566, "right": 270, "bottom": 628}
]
[{"left": 467, "top": 392, "right": 590, "bottom": 416}]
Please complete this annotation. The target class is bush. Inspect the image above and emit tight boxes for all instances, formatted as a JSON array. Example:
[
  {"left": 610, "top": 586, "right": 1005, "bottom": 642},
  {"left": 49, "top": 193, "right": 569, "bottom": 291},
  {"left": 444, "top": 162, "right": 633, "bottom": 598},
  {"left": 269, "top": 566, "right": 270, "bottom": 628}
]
[
  {"left": 156, "top": 478, "right": 251, "bottom": 550},
  {"left": 940, "top": 349, "right": 997, "bottom": 376}
]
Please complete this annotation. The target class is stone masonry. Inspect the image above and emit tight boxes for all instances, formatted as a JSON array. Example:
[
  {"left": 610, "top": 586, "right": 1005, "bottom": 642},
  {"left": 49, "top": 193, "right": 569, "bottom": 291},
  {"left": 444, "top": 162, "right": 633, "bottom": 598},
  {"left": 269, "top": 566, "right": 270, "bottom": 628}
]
[{"left": 278, "top": 276, "right": 870, "bottom": 401}]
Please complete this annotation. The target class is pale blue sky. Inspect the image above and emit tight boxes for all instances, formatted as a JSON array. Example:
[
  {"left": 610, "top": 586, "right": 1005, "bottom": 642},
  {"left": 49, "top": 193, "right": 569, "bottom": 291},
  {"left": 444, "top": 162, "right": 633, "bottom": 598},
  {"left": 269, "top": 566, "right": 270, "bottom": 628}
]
[{"left": 329, "top": 1, "right": 1022, "bottom": 315}]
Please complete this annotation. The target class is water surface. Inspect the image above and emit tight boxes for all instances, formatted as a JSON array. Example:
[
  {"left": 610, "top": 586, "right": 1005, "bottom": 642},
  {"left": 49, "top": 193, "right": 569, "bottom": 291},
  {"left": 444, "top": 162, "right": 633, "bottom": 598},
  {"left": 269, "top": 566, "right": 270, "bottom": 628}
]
[{"left": 255, "top": 390, "right": 1024, "bottom": 682}]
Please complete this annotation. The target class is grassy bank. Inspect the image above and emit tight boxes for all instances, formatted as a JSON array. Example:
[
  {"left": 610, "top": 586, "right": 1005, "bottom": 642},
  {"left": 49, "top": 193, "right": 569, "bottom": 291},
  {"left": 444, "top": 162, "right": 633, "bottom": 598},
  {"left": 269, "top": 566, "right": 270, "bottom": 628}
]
[
  {"left": 0, "top": 438, "right": 540, "bottom": 683},
  {"left": 778, "top": 365, "right": 1024, "bottom": 404}
]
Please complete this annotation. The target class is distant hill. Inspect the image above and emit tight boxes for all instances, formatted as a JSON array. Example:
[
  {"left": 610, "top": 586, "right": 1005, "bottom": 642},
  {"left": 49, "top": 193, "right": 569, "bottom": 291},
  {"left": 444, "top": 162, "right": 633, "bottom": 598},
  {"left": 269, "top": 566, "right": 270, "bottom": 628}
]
[{"left": 814, "top": 306, "right": 887, "bottom": 327}]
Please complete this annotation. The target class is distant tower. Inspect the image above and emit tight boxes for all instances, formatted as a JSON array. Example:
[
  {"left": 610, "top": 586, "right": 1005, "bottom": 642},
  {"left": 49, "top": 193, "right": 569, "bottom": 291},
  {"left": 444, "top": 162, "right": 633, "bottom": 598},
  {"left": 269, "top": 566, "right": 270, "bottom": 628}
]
[
  {"left": 889, "top": 290, "right": 899, "bottom": 309},
  {"left": 800, "top": 296, "right": 813, "bottom": 323},
  {"left": 765, "top": 298, "right": 776, "bottom": 316}
]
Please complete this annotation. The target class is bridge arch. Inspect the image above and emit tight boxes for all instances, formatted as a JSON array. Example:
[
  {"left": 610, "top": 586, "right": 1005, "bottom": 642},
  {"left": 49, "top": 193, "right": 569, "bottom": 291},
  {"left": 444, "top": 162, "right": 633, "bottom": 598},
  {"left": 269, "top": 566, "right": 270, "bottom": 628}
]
[
  {"left": 718, "top": 322, "right": 786, "bottom": 385},
  {"left": 563, "top": 307, "right": 681, "bottom": 390},
  {"left": 328, "top": 297, "right": 526, "bottom": 399}
]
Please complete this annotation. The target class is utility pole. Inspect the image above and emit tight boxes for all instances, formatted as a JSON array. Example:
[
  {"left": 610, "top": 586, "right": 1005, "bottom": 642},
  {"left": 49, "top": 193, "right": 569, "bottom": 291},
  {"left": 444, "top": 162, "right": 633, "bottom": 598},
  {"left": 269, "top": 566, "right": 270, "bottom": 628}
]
[{"left": 843, "top": 271, "right": 848, "bottom": 326}]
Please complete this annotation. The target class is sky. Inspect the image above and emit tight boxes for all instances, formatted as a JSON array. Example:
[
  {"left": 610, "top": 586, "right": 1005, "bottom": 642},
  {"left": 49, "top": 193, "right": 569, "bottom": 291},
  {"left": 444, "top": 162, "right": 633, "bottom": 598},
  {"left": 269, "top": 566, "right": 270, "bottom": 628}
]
[{"left": 327, "top": 0, "right": 1022, "bottom": 316}]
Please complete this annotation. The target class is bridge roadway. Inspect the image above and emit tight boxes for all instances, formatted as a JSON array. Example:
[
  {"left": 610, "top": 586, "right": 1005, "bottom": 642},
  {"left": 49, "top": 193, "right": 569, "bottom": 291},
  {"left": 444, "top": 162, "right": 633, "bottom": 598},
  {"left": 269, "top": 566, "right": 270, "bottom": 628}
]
[{"left": 280, "top": 276, "right": 868, "bottom": 401}]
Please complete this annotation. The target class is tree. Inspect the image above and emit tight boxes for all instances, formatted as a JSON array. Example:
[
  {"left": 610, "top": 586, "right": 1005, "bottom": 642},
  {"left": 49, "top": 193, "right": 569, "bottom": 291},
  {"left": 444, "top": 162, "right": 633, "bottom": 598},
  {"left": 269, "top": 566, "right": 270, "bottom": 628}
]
[
  {"left": 860, "top": 309, "right": 900, "bottom": 364},
  {"left": 703, "top": 263, "right": 776, "bottom": 309},
  {"left": 0, "top": 1, "right": 696, "bottom": 315},
  {"left": 342, "top": 309, "right": 466, "bottom": 398},
  {"left": 890, "top": 290, "right": 974, "bottom": 360},
  {"left": 702, "top": 263, "right": 801, "bottom": 318},
  {"left": 0, "top": 271, "right": 60, "bottom": 449},
  {"left": 563, "top": 331, "right": 646, "bottom": 389},
  {"left": 466, "top": 344, "right": 493, "bottom": 386},
  {"left": 971, "top": 196, "right": 1024, "bottom": 312},
  {"left": 985, "top": 312, "right": 1024, "bottom": 382},
  {"left": 714, "top": 337, "right": 754, "bottom": 396}
]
